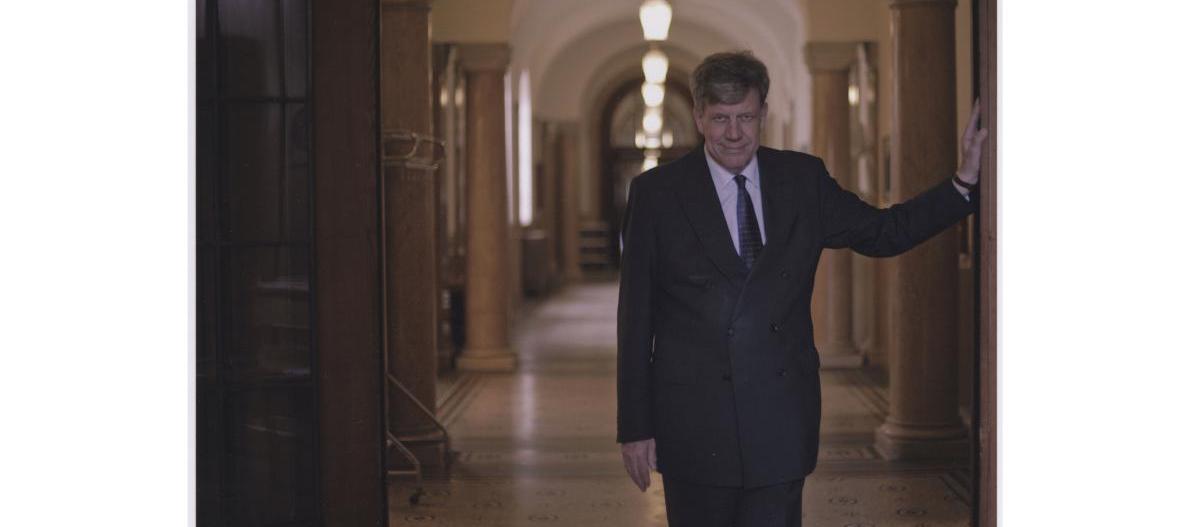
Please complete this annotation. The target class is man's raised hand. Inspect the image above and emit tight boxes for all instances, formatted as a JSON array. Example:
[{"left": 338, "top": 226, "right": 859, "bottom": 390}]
[{"left": 957, "top": 99, "right": 990, "bottom": 186}]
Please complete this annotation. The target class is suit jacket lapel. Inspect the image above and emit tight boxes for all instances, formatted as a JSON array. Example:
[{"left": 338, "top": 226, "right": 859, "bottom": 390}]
[
  {"left": 751, "top": 147, "right": 799, "bottom": 276},
  {"left": 675, "top": 147, "right": 749, "bottom": 282},
  {"left": 728, "top": 148, "right": 802, "bottom": 319}
]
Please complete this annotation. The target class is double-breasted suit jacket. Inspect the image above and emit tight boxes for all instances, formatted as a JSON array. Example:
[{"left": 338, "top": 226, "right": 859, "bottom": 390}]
[{"left": 616, "top": 145, "right": 976, "bottom": 488}]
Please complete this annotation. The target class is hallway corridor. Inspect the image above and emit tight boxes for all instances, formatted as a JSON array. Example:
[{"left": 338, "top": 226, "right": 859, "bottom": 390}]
[{"left": 388, "top": 282, "right": 972, "bottom": 526}]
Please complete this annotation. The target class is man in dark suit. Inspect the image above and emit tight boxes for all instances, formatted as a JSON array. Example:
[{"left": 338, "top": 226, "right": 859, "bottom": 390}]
[{"left": 616, "top": 51, "right": 987, "bottom": 526}]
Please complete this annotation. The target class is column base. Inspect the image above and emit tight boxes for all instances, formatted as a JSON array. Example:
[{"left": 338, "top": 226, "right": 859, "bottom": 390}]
[
  {"left": 874, "top": 421, "right": 969, "bottom": 461},
  {"left": 457, "top": 347, "right": 516, "bottom": 372},
  {"left": 817, "top": 341, "right": 865, "bottom": 369}
]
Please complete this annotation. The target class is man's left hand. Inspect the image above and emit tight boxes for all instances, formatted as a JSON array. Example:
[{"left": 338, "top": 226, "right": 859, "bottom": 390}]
[{"left": 956, "top": 99, "right": 989, "bottom": 186}]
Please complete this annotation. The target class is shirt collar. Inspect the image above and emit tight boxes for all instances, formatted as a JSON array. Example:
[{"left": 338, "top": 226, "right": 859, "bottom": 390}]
[{"left": 704, "top": 147, "right": 760, "bottom": 189}]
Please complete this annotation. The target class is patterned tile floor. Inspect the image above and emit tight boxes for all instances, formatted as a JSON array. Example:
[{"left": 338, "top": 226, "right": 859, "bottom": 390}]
[{"left": 390, "top": 281, "right": 971, "bottom": 526}]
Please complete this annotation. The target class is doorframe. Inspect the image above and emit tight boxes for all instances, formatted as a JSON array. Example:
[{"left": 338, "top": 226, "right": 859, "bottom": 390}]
[{"left": 972, "top": 0, "right": 998, "bottom": 524}]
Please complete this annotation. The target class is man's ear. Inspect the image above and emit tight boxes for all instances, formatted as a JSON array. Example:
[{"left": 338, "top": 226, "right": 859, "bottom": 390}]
[
  {"left": 693, "top": 107, "right": 704, "bottom": 134},
  {"left": 760, "top": 102, "right": 769, "bottom": 130}
]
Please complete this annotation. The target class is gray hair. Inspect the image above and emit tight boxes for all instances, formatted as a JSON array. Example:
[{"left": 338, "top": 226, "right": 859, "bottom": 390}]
[{"left": 690, "top": 51, "right": 770, "bottom": 111}]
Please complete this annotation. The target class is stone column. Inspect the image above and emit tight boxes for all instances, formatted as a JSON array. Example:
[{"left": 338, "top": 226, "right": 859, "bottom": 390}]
[
  {"left": 806, "top": 42, "right": 864, "bottom": 368},
  {"left": 540, "top": 123, "right": 560, "bottom": 282},
  {"left": 458, "top": 44, "right": 517, "bottom": 371},
  {"left": 875, "top": 0, "right": 967, "bottom": 460},
  {"left": 558, "top": 122, "right": 583, "bottom": 282},
  {"left": 380, "top": 0, "right": 440, "bottom": 450},
  {"left": 431, "top": 44, "right": 455, "bottom": 373}
]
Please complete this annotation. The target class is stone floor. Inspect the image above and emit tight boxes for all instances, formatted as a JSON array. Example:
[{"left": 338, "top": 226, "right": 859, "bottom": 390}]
[{"left": 391, "top": 281, "right": 971, "bottom": 526}]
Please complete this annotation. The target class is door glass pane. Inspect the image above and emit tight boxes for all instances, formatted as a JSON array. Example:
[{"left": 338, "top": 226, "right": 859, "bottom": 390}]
[
  {"left": 224, "top": 103, "right": 285, "bottom": 242},
  {"left": 284, "top": 103, "right": 310, "bottom": 241},
  {"left": 223, "top": 246, "right": 310, "bottom": 381},
  {"left": 197, "top": 0, "right": 215, "bottom": 102},
  {"left": 224, "top": 387, "right": 316, "bottom": 525},
  {"left": 198, "top": 247, "right": 218, "bottom": 379},
  {"left": 283, "top": 0, "right": 308, "bottom": 97},
  {"left": 200, "top": 1, "right": 316, "bottom": 524},
  {"left": 219, "top": 0, "right": 282, "bottom": 98},
  {"left": 196, "top": 385, "right": 221, "bottom": 527},
  {"left": 197, "top": 104, "right": 218, "bottom": 242}
]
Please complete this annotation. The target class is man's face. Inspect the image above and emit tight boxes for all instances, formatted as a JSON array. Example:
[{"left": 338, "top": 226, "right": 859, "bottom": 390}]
[{"left": 693, "top": 87, "right": 766, "bottom": 174}]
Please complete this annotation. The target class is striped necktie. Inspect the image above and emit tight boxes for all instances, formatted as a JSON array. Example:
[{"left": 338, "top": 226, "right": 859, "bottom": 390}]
[{"left": 735, "top": 174, "right": 763, "bottom": 269}]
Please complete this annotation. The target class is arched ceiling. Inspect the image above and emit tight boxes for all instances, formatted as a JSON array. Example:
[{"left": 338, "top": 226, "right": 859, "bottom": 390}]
[
  {"left": 609, "top": 84, "right": 697, "bottom": 149},
  {"left": 512, "top": 0, "right": 809, "bottom": 123},
  {"left": 553, "top": 38, "right": 702, "bottom": 124}
]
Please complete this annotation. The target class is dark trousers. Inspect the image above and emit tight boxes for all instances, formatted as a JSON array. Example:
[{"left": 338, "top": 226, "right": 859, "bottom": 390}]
[{"left": 662, "top": 475, "right": 806, "bottom": 527}]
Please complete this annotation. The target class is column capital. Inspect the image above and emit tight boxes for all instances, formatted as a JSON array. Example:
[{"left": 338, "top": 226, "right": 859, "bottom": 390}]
[
  {"left": 889, "top": 0, "right": 957, "bottom": 9},
  {"left": 382, "top": 0, "right": 432, "bottom": 11},
  {"left": 457, "top": 43, "right": 511, "bottom": 72},
  {"left": 805, "top": 42, "right": 859, "bottom": 73}
]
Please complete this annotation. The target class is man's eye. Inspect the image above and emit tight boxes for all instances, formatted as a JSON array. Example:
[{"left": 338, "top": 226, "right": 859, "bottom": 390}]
[
  {"left": 713, "top": 116, "right": 729, "bottom": 123},
  {"left": 738, "top": 115, "right": 757, "bottom": 123}
]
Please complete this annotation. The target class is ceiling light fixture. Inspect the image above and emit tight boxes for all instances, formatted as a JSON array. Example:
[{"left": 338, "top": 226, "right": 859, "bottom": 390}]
[
  {"left": 641, "top": 81, "right": 665, "bottom": 108},
  {"left": 639, "top": 0, "right": 672, "bottom": 41},
  {"left": 642, "top": 106, "right": 663, "bottom": 135},
  {"left": 642, "top": 48, "right": 668, "bottom": 84}
]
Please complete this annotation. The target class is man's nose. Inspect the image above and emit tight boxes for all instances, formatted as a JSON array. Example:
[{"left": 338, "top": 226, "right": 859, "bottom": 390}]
[{"left": 724, "top": 122, "right": 743, "bottom": 141}]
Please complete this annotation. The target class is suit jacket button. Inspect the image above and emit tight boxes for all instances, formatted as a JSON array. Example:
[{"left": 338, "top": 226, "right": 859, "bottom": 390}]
[
  {"left": 770, "top": 323, "right": 780, "bottom": 332},
  {"left": 727, "top": 327, "right": 735, "bottom": 337},
  {"left": 780, "top": 271, "right": 791, "bottom": 279},
  {"left": 721, "top": 373, "right": 732, "bottom": 381},
  {"left": 778, "top": 368, "right": 788, "bottom": 377}
]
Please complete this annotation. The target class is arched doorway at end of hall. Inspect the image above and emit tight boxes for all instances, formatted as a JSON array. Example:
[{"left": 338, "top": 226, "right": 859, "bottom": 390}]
[{"left": 595, "top": 74, "right": 697, "bottom": 268}]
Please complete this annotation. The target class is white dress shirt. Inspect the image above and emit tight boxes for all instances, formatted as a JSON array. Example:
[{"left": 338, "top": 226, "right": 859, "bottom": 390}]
[{"left": 704, "top": 149, "right": 765, "bottom": 255}]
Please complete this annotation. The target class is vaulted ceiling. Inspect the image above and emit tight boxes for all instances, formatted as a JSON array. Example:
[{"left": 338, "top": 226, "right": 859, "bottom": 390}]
[{"left": 510, "top": 0, "right": 810, "bottom": 128}]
